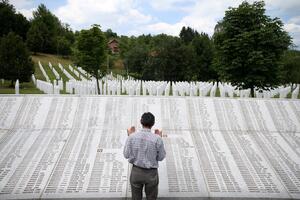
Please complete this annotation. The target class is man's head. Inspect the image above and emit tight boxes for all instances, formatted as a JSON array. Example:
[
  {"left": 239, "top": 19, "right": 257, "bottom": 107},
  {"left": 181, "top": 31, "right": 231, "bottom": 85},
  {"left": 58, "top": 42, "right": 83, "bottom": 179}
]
[{"left": 141, "top": 112, "right": 155, "bottom": 128}]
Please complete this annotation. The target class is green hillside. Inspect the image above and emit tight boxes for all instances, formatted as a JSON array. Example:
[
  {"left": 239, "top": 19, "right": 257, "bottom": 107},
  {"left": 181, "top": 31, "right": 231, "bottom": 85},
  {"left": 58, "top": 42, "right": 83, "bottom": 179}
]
[{"left": 0, "top": 53, "right": 75, "bottom": 94}]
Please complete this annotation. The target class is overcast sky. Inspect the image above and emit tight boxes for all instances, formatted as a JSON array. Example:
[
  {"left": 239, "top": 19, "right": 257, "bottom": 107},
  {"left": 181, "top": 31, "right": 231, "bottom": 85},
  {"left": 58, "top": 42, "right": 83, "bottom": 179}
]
[{"left": 11, "top": 0, "right": 300, "bottom": 49}]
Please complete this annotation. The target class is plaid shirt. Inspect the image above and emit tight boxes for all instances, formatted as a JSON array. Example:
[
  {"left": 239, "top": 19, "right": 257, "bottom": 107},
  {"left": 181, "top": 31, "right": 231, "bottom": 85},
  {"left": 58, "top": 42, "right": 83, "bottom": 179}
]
[{"left": 123, "top": 128, "right": 166, "bottom": 169}]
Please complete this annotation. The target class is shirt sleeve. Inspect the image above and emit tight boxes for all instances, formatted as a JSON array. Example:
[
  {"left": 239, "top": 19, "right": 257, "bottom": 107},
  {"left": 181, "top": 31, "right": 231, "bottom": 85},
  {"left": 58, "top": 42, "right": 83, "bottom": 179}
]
[
  {"left": 156, "top": 137, "right": 166, "bottom": 161},
  {"left": 123, "top": 137, "right": 131, "bottom": 159}
]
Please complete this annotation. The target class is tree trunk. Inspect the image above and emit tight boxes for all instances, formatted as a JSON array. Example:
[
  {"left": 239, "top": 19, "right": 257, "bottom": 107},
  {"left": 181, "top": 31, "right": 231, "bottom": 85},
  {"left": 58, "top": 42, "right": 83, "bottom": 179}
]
[
  {"left": 10, "top": 80, "right": 14, "bottom": 87},
  {"left": 250, "top": 86, "right": 254, "bottom": 98},
  {"left": 291, "top": 83, "right": 296, "bottom": 92},
  {"left": 96, "top": 76, "right": 100, "bottom": 95}
]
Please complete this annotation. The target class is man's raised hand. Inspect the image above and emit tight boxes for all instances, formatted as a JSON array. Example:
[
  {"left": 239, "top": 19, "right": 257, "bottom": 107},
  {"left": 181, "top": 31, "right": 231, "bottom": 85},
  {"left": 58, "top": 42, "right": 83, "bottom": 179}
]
[
  {"left": 127, "top": 126, "right": 136, "bottom": 136},
  {"left": 154, "top": 129, "right": 163, "bottom": 137}
]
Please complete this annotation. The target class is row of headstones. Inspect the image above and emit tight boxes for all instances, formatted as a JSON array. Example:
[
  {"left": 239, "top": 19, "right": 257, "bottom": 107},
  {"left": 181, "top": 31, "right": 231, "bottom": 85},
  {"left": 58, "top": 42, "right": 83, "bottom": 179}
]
[
  {"left": 66, "top": 80, "right": 97, "bottom": 95},
  {"left": 219, "top": 82, "right": 299, "bottom": 98},
  {"left": 77, "top": 66, "right": 91, "bottom": 80},
  {"left": 11, "top": 70, "right": 300, "bottom": 98},
  {"left": 58, "top": 63, "right": 76, "bottom": 80},
  {"left": 41, "top": 61, "right": 90, "bottom": 83},
  {"left": 13, "top": 77, "right": 59, "bottom": 95},
  {"left": 31, "top": 75, "right": 60, "bottom": 94},
  {"left": 48, "top": 62, "right": 60, "bottom": 80},
  {"left": 68, "top": 64, "right": 88, "bottom": 81},
  {"left": 37, "top": 61, "right": 94, "bottom": 94},
  {"left": 38, "top": 61, "right": 50, "bottom": 82},
  {"left": 219, "top": 83, "right": 251, "bottom": 98},
  {"left": 62, "top": 78, "right": 300, "bottom": 98}
]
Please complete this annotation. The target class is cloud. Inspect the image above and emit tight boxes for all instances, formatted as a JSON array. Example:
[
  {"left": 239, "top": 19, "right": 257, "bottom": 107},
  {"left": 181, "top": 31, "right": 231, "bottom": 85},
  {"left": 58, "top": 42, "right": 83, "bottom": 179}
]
[
  {"left": 54, "top": 0, "right": 152, "bottom": 32},
  {"left": 9, "top": 0, "right": 300, "bottom": 48},
  {"left": 17, "top": 8, "right": 35, "bottom": 19},
  {"left": 285, "top": 17, "right": 300, "bottom": 48},
  {"left": 265, "top": 0, "right": 300, "bottom": 13},
  {"left": 144, "top": 22, "right": 185, "bottom": 36},
  {"left": 10, "top": 0, "right": 35, "bottom": 19},
  {"left": 10, "top": 0, "right": 33, "bottom": 8},
  {"left": 139, "top": 0, "right": 240, "bottom": 36},
  {"left": 139, "top": 0, "right": 300, "bottom": 48},
  {"left": 149, "top": 0, "right": 197, "bottom": 11}
]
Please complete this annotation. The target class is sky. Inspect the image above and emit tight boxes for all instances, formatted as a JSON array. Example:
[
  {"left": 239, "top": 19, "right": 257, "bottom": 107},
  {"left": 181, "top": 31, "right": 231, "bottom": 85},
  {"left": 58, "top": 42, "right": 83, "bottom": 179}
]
[{"left": 11, "top": 0, "right": 300, "bottom": 49}]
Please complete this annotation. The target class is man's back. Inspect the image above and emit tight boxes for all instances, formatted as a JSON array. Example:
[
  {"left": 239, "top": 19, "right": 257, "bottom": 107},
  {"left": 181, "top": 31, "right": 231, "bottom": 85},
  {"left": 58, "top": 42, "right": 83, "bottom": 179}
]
[
  {"left": 124, "top": 112, "right": 166, "bottom": 200},
  {"left": 123, "top": 128, "right": 166, "bottom": 169}
]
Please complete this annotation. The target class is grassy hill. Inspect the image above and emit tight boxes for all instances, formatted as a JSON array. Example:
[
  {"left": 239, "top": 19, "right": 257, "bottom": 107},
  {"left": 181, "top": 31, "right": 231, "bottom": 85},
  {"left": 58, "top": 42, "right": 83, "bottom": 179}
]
[{"left": 0, "top": 53, "right": 74, "bottom": 94}]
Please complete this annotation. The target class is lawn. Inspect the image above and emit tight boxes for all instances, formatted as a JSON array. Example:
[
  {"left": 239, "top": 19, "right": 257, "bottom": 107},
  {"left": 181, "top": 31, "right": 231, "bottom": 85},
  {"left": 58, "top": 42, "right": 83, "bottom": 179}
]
[{"left": 0, "top": 80, "right": 43, "bottom": 94}]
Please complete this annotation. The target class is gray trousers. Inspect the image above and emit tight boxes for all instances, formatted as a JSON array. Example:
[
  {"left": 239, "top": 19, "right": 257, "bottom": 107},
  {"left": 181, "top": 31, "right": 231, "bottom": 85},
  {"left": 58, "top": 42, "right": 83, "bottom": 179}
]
[{"left": 130, "top": 165, "right": 159, "bottom": 200}]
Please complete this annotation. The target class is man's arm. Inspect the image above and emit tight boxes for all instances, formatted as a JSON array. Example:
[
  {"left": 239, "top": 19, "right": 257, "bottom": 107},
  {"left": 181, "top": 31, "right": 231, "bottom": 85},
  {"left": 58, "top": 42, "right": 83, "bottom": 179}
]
[
  {"left": 156, "top": 138, "right": 166, "bottom": 161},
  {"left": 123, "top": 137, "right": 131, "bottom": 159}
]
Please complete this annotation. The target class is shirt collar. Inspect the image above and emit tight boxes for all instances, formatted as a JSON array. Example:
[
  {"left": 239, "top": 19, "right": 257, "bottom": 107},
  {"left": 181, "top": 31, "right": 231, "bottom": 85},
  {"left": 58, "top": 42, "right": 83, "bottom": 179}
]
[{"left": 141, "top": 128, "right": 151, "bottom": 133}]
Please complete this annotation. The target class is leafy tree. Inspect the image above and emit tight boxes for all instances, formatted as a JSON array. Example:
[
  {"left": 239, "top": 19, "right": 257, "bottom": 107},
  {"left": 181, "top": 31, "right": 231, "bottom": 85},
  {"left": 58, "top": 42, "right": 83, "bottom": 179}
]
[
  {"left": 60, "top": 23, "right": 75, "bottom": 44},
  {"left": 214, "top": 1, "right": 291, "bottom": 97},
  {"left": 147, "top": 35, "right": 196, "bottom": 81},
  {"left": 119, "top": 35, "right": 132, "bottom": 59},
  {"left": 281, "top": 50, "right": 300, "bottom": 87},
  {"left": 125, "top": 43, "right": 148, "bottom": 77},
  {"left": 0, "top": 0, "right": 29, "bottom": 40},
  {"left": 56, "top": 36, "right": 71, "bottom": 57},
  {"left": 0, "top": 32, "right": 34, "bottom": 86},
  {"left": 105, "top": 28, "right": 117, "bottom": 39},
  {"left": 192, "top": 33, "right": 217, "bottom": 81},
  {"left": 179, "top": 26, "right": 199, "bottom": 44},
  {"left": 26, "top": 20, "right": 48, "bottom": 54},
  {"left": 74, "top": 25, "right": 107, "bottom": 94},
  {"left": 27, "top": 4, "right": 62, "bottom": 53}
]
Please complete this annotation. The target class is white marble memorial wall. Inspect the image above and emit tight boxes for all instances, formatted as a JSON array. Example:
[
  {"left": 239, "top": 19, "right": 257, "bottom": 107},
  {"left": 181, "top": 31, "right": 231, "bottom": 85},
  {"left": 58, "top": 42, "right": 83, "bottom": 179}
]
[{"left": 0, "top": 96, "right": 299, "bottom": 199}]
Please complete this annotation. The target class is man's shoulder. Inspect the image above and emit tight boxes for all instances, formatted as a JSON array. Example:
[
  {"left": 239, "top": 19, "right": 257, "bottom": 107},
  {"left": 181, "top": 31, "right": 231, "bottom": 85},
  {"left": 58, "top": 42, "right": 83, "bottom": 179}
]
[{"left": 131, "top": 130, "right": 161, "bottom": 141}]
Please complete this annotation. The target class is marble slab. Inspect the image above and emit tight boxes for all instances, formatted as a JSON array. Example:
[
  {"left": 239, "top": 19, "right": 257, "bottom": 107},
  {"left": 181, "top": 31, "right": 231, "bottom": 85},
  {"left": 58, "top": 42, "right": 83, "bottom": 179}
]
[{"left": 0, "top": 95, "right": 299, "bottom": 199}]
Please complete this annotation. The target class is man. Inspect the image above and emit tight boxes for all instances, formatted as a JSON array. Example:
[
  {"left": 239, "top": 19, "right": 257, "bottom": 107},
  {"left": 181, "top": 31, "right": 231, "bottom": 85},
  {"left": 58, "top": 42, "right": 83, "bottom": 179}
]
[{"left": 123, "top": 112, "right": 166, "bottom": 200}]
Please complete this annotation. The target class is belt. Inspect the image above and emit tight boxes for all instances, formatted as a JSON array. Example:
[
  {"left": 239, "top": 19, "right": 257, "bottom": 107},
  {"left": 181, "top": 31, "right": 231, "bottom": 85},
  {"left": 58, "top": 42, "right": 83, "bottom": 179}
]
[{"left": 133, "top": 164, "right": 157, "bottom": 170}]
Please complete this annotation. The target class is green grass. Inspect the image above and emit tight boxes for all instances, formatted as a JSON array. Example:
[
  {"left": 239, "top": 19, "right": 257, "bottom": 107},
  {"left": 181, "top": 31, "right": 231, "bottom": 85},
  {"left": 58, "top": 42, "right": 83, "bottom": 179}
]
[
  {"left": 33, "top": 62, "right": 46, "bottom": 81},
  {"left": 61, "top": 63, "right": 80, "bottom": 80},
  {"left": 0, "top": 80, "right": 43, "bottom": 94},
  {"left": 40, "top": 61, "right": 56, "bottom": 83},
  {"left": 32, "top": 53, "right": 74, "bottom": 67},
  {"left": 215, "top": 87, "right": 220, "bottom": 97},
  {"left": 31, "top": 53, "right": 75, "bottom": 93}
]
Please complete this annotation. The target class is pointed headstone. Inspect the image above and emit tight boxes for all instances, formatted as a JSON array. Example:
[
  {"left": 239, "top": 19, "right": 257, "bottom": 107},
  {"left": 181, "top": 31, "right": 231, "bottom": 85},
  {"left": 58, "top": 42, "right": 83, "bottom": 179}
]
[{"left": 15, "top": 79, "right": 19, "bottom": 95}]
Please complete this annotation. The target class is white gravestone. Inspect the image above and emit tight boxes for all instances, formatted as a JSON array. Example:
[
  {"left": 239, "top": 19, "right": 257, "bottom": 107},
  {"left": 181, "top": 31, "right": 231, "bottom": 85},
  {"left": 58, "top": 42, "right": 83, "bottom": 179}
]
[{"left": 15, "top": 79, "right": 19, "bottom": 94}]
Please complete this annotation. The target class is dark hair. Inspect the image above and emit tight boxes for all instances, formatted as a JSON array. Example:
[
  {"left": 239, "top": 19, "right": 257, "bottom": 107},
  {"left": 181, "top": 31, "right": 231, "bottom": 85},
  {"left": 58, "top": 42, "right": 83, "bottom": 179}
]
[{"left": 141, "top": 112, "right": 155, "bottom": 128}]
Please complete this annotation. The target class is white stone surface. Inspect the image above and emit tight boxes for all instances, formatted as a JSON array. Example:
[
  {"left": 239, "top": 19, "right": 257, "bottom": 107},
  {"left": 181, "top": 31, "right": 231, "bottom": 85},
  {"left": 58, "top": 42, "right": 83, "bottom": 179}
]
[{"left": 0, "top": 95, "right": 299, "bottom": 199}]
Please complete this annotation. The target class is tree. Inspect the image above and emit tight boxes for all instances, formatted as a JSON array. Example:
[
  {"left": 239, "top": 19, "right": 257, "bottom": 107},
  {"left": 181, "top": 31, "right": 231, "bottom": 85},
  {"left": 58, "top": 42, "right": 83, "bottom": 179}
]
[
  {"left": 105, "top": 28, "right": 117, "bottom": 39},
  {"left": 192, "top": 33, "right": 217, "bottom": 81},
  {"left": 124, "top": 43, "right": 148, "bottom": 78},
  {"left": 26, "top": 20, "right": 47, "bottom": 54},
  {"left": 0, "top": 32, "right": 34, "bottom": 85},
  {"left": 281, "top": 50, "right": 300, "bottom": 87},
  {"left": 0, "top": 0, "right": 29, "bottom": 40},
  {"left": 147, "top": 35, "right": 196, "bottom": 81},
  {"left": 56, "top": 36, "right": 71, "bottom": 57},
  {"left": 214, "top": 1, "right": 291, "bottom": 97},
  {"left": 74, "top": 25, "right": 107, "bottom": 94},
  {"left": 27, "top": 4, "right": 62, "bottom": 53},
  {"left": 179, "top": 26, "right": 199, "bottom": 44}
]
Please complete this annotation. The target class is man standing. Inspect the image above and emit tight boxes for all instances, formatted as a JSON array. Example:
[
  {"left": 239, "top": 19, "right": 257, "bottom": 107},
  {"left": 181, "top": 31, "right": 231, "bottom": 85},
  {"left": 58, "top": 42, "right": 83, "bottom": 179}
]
[{"left": 123, "top": 112, "right": 166, "bottom": 200}]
